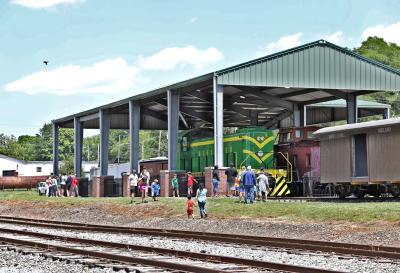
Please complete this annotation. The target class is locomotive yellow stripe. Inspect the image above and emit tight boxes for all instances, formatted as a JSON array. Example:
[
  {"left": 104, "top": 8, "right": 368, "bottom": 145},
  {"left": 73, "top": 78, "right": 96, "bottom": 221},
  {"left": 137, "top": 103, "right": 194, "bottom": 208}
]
[
  {"left": 278, "top": 184, "right": 288, "bottom": 196},
  {"left": 190, "top": 135, "right": 274, "bottom": 149},
  {"left": 242, "top": 150, "right": 263, "bottom": 164},
  {"left": 270, "top": 177, "right": 285, "bottom": 196},
  {"left": 271, "top": 180, "right": 284, "bottom": 196},
  {"left": 261, "top": 152, "right": 273, "bottom": 162},
  {"left": 191, "top": 140, "right": 214, "bottom": 147}
]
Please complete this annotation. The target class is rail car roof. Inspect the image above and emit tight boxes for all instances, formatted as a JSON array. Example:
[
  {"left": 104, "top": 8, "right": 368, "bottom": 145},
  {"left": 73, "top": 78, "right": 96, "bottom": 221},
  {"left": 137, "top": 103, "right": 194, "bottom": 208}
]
[{"left": 313, "top": 117, "right": 400, "bottom": 136}]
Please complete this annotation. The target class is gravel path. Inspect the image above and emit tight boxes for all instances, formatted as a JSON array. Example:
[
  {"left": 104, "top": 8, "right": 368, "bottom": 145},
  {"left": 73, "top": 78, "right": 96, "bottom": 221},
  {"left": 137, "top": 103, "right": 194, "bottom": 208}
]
[{"left": 1, "top": 223, "right": 399, "bottom": 273}]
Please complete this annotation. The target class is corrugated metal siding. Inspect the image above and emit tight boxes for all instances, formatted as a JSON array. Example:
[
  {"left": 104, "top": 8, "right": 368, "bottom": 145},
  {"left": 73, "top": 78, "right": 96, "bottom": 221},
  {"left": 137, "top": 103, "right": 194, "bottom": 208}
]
[
  {"left": 368, "top": 130, "right": 400, "bottom": 182},
  {"left": 217, "top": 45, "right": 400, "bottom": 91},
  {"left": 320, "top": 137, "right": 351, "bottom": 183}
]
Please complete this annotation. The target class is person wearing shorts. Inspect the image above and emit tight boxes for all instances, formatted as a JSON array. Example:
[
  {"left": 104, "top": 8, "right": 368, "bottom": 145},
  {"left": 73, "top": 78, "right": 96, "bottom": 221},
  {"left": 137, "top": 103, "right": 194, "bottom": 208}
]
[
  {"left": 171, "top": 174, "right": 179, "bottom": 197},
  {"left": 129, "top": 170, "right": 138, "bottom": 203},
  {"left": 238, "top": 166, "right": 246, "bottom": 202},
  {"left": 186, "top": 196, "right": 194, "bottom": 219},
  {"left": 187, "top": 172, "right": 197, "bottom": 197},
  {"left": 212, "top": 165, "right": 219, "bottom": 197},
  {"left": 152, "top": 179, "right": 160, "bottom": 201},
  {"left": 140, "top": 168, "right": 150, "bottom": 203}
]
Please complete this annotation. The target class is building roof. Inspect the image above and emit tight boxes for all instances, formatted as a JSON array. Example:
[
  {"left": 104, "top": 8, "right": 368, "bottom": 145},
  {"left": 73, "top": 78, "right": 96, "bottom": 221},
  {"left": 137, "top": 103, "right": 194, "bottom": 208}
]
[
  {"left": 309, "top": 99, "right": 390, "bottom": 109},
  {"left": 0, "top": 154, "right": 24, "bottom": 164},
  {"left": 314, "top": 117, "right": 400, "bottom": 136},
  {"left": 53, "top": 40, "right": 400, "bottom": 129}
]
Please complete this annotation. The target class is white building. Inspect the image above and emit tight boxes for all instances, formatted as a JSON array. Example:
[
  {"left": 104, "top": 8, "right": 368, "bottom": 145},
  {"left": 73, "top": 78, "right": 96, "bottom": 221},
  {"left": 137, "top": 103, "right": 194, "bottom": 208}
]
[{"left": 0, "top": 154, "right": 97, "bottom": 177}]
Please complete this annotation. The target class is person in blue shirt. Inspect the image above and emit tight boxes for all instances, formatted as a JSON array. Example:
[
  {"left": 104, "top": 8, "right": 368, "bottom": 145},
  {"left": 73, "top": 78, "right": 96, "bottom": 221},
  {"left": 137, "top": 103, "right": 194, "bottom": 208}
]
[
  {"left": 196, "top": 183, "right": 208, "bottom": 218},
  {"left": 242, "top": 166, "right": 256, "bottom": 204},
  {"left": 152, "top": 179, "right": 160, "bottom": 201}
]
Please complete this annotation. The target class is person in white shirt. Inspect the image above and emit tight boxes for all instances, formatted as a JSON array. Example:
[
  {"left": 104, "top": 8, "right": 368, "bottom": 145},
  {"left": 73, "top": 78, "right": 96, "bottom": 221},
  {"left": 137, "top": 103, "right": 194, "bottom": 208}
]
[
  {"left": 139, "top": 167, "right": 151, "bottom": 203},
  {"left": 129, "top": 170, "right": 139, "bottom": 203}
]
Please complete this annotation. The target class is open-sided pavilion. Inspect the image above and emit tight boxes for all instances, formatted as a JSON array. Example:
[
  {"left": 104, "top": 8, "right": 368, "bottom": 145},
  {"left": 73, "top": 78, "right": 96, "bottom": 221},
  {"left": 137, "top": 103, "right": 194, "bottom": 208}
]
[{"left": 52, "top": 40, "right": 400, "bottom": 177}]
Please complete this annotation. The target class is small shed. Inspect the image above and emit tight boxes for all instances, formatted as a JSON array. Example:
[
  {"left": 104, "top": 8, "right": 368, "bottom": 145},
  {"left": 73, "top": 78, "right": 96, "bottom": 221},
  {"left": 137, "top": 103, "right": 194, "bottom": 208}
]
[{"left": 314, "top": 118, "right": 400, "bottom": 185}]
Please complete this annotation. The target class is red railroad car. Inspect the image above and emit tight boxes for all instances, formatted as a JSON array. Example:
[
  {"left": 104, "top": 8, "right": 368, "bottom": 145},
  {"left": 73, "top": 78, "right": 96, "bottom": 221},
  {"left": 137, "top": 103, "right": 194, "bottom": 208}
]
[{"left": 274, "top": 126, "right": 321, "bottom": 183}]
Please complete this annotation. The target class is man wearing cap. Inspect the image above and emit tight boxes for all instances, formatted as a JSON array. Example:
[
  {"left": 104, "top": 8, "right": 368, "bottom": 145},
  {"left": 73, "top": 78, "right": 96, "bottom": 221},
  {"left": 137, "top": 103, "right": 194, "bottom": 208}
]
[
  {"left": 257, "top": 167, "right": 269, "bottom": 202},
  {"left": 242, "top": 166, "right": 256, "bottom": 204}
]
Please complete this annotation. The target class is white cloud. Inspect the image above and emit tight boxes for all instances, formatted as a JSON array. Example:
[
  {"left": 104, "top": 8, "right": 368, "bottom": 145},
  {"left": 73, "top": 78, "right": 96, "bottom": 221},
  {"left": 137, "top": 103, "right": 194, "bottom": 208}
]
[
  {"left": 138, "top": 45, "right": 223, "bottom": 71},
  {"left": 5, "top": 58, "right": 141, "bottom": 96},
  {"left": 10, "top": 0, "right": 83, "bottom": 9},
  {"left": 5, "top": 45, "right": 224, "bottom": 96},
  {"left": 322, "top": 31, "right": 344, "bottom": 44},
  {"left": 189, "top": 17, "right": 198, "bottom": 24},
  {"left": 362, "top": 22, "right": 400, "bottom": 45},
  {"left": 257, "top": 33, "right": 303, "bottom": 57}
]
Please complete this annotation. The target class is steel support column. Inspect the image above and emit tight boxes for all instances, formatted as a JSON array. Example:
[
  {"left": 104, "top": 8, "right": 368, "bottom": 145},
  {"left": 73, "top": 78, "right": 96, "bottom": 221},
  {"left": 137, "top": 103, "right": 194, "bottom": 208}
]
[
  {"left": 346, "top": 94, "right": 357, "bottom": 124},
  {"left": 52, "top": 123, "right": 59, "bottom": 176},
  {"left": 129, "top": 101, "right": 140, "bottom": 172},
  {"left": 99, "top": 109, "right": 110, "bottom": 176},
  {"left": 293, "top": 105, "right": 302, "bottom": 127},
  {"left": 383, "top": 107, "right": 390, "bottom": 119},
  {"left": 74, "top": 117, "right": 83, "bottom": 177},
  {"left": 250, "top": 111, "right": 258, "bottom": 126},
  {"left": 213, "top": 76, "right": 224, "bottom": 167},
  {"left": 167, "top": 90, "right": 179, "bottom": 171}
]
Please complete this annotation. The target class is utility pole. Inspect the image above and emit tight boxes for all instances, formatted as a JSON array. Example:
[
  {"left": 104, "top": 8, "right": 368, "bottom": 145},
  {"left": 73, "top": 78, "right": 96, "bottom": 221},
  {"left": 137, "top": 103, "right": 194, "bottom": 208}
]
[
  {"left": 141, "top": 140, "right": 144, "bottom": 160},
  {"left": 97, "top": 144, "right": 100, "bottom": 167},
  {"left": 87, "top": 145, "right": 90, "bottom": 161},
  {"left": 158, "top": 130, "right": 162, "bottom": 157},
  {"left": 117, "top": 135, "right": 121, "bottom": 164}
]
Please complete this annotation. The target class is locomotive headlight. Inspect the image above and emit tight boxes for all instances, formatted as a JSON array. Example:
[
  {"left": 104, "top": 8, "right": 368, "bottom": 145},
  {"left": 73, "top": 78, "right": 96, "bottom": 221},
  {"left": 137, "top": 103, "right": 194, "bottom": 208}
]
[
  {"left": 257, "top": 151, "right": 264, "bottom": 157},
  {"left": 260, "top": 136, "right": 265, "bottom": 141}
]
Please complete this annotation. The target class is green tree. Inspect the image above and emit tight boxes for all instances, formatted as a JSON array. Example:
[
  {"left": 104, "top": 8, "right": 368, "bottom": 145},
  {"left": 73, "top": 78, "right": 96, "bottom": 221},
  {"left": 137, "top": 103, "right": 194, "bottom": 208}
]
[
  {"left": 59, "top": 155, "right": 74, "bottom": 175},
  {"left": 355, "top": 37, "right": 400, "bottom": 117}
]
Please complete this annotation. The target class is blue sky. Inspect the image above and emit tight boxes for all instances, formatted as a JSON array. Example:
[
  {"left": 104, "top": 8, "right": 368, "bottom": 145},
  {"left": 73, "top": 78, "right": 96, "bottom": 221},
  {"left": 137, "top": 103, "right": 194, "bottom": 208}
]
[{"left": 1, "top": 0, "right": 400, "bottom": 136}]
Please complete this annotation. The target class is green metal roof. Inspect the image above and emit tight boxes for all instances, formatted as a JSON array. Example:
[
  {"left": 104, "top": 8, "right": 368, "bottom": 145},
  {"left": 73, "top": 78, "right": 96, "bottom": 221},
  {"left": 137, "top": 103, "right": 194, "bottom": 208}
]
[
  {"left": 310, "top": 99, "right": 390, "bottom": 108},
  {"left": 216, "top": 40, "right": 400, "bottom": 91}
]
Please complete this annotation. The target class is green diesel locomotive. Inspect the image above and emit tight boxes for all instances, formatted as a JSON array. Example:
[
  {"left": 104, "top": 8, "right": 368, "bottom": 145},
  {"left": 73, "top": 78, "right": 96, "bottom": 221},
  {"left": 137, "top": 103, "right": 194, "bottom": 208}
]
[{"left": 177, "top": 127, "right": 276, "bottom": 172}]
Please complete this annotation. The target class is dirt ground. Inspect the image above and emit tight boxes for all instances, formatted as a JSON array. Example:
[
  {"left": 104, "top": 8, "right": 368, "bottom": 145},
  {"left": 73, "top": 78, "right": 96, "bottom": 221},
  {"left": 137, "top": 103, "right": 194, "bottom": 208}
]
[{"left": 1, "top": 199, "right": 399, "bottom": 247}]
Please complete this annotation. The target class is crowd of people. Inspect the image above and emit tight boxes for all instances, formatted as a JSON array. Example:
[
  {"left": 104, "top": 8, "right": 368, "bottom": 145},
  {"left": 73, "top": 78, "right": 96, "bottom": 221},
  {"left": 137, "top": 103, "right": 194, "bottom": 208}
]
[
  {"left": 127, "top": 164, "right": 271, "bottom": 219},
  {"left": 41, "top": 164, "right": 270, "bottom": 220},
  {"left": 44, "top": 174, "right": 79, "bottom": 197},
  {"left": 128, "top": 166, "right": 162, "bottom": 204}
]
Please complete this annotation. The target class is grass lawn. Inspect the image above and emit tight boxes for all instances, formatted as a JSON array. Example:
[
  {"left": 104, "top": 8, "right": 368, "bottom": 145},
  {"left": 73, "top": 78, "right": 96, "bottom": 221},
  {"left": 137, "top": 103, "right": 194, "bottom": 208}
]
[{"left": 1, "top": 190, "right": 400, "bottom": 222}]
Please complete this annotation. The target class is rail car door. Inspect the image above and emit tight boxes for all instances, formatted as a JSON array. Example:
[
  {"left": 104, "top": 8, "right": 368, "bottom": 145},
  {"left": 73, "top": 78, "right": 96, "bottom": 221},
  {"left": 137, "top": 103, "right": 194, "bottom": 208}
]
[{"left": 352, "top": 134, "right": 368, "bottom": 177}]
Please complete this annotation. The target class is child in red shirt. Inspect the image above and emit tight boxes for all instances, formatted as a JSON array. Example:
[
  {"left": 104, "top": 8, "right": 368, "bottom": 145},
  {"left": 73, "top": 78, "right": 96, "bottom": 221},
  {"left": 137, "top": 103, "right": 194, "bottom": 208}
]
[
  {"left": 187, "top": 172, "right": 197, "bottom": 197},
  {"left": 186, "top": 196, "right": 194, "bottom": 219}
]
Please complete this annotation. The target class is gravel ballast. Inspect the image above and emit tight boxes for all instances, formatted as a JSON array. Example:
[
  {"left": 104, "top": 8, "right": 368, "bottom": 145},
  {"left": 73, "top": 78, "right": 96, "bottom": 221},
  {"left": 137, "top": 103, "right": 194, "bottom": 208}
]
[
  {"left": 1, "top": 201, "right": 400, "bottom": 247},
  {"left": 1, "top": 223, "right": 399, "bottom": 273},
  {"left": 0, "top": 248, "right": 120, "bottom": 273}
]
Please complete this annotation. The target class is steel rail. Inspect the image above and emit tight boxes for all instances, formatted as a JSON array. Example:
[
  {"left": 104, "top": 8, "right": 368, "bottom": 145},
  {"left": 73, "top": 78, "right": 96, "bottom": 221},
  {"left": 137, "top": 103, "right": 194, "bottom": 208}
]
[
  {"left": 0, "top": 227, "right": 344, "bottom": 273},
  {"left": 267, "top": 197, "right": 400, "bottom": 202},
  {"left": 0, "top": 235, "right": 222, "bottom": 273},
  {"left": 0, "top": 215, "right": 399, "bottom": 260}
]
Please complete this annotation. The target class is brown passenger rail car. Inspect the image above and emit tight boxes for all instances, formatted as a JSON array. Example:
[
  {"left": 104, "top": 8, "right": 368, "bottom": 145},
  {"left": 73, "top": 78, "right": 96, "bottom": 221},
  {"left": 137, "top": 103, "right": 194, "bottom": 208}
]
[{"left": 314, "top": 118, "right": 400, "bottom": 198}]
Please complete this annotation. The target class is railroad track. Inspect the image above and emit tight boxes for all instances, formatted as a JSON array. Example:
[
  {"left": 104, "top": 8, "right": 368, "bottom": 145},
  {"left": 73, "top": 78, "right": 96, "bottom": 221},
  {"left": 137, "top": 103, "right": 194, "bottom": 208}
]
[
  {"left": 0, "top": 225, "right": 343, "bottom": 273},
  {"left": 0, "top": 215, "right": 399, "bottom": 261},
  {"left": 267, "top": 196, "right": 400, "bottom": 202}
]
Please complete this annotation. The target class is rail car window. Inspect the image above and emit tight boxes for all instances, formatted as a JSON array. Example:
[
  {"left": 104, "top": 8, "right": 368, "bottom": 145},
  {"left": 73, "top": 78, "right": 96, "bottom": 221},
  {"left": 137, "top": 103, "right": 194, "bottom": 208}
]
[
  {"left": 36, "top": 167, "right": 42, "bottom": 173},
  {"left": 293, "top": 155, "right": 298, "bottom": 167},
  {"left": 306, "top": 154, "right": 311, "bottom": 168},
  {"left": 182, "top": 137, "right": 188, "bottom": 151},
  {"left": 306, "top": 131, "right": 315, "bottom": 139},
  {"left": 353, "top": 134, "right": 368, "bottom": 177},
  {"left": 295, "top": 130, "right": 302, "bottom": 139},
  {"left": 279, "top": 132, "right": 292, "bottom": 143}
]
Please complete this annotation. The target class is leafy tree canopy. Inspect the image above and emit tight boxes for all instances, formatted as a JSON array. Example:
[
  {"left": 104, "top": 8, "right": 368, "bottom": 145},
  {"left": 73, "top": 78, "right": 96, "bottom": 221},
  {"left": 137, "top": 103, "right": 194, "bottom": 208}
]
[{"left": 355, "top": 37, "right": 400, "bottom": 117}]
